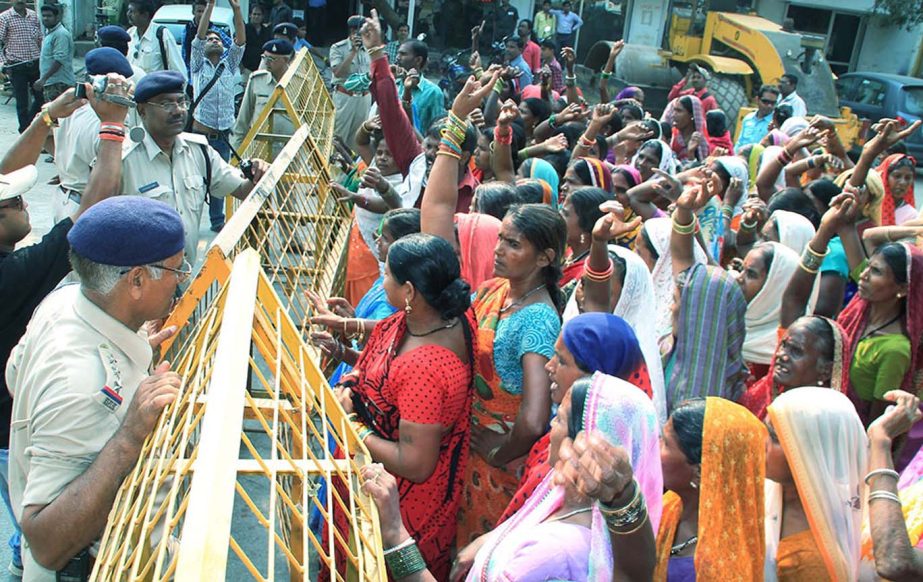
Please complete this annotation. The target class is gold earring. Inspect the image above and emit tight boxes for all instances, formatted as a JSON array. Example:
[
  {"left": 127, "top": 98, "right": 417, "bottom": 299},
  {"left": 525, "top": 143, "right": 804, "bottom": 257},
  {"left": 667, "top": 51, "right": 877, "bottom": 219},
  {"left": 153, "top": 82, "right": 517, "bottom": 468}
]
[
  {"left": 404, "top": 297, "right": 412, "bottom": 314},
  {"left": 580, "top": 233, "right": 586, "bottom": 245}
]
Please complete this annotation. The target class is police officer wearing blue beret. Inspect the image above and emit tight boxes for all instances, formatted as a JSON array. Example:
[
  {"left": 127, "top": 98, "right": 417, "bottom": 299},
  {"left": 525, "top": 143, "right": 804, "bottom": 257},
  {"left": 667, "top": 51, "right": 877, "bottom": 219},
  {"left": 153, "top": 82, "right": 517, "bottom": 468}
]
[
  {"left": 0, "top": 78, "right": 132, "bottom": 576},
  {"left": 230, "top": 38, "right": 294, "bottom": 150},
  {"left": 53, "top": 48, "right": 138, "bottom": 224},
  {"left": 7, "top": 197, "right": 186, "bottom": 579},
  {"left": 96, "top": 25, "right": 147, "bottom": 81},
  {"left": 122, "top": 69, "right": 269, "bottom": 262}
]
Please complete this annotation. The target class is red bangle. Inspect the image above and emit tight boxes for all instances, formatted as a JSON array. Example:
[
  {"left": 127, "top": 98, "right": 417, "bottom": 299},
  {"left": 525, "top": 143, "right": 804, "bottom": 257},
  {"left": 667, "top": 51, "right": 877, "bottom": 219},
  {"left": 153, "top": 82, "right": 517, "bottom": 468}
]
[
  {"left": 494, "top": 125, "right": 513, "bottom": 145},
  {"left": 99, "top": 132, "right": 125, "bottom": 142},
  {"left": 584, "top": 258, "right": 614, "bottom": 282}
]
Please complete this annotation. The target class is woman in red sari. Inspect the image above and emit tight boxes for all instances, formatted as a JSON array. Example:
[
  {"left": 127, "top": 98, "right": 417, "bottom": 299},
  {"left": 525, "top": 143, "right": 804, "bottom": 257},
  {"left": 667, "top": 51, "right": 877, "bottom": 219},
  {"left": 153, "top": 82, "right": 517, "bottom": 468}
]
[{"left": 333, "top": 232, "right": 476, "bottom": 579}]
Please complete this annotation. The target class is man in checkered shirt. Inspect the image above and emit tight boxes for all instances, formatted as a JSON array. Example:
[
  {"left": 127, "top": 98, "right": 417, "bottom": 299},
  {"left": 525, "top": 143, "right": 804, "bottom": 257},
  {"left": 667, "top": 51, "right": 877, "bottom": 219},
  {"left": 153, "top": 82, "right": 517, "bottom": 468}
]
[{"left": 0, "top": 1, "right": 43, "bottom": 133}]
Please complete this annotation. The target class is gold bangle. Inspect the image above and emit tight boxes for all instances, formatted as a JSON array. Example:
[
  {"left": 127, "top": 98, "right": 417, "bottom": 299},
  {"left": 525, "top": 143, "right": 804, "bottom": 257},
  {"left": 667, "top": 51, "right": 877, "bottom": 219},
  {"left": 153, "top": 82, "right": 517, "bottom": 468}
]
[
  {"left": 608, "top": 511, "right": 648, "bottom": 535},
  {"left": 798, "top": 261, "right": 818, "bottom": 274},
  {"left": 40, "top": 105, "right": 56, "bottom": 128}
]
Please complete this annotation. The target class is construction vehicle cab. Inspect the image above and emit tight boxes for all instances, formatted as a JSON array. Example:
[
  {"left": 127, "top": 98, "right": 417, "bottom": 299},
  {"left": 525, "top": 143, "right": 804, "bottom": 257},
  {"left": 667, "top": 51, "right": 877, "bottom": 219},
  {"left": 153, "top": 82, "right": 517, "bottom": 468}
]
[{"left": 585, "top": 0, "right": 859, "bottom": 143}]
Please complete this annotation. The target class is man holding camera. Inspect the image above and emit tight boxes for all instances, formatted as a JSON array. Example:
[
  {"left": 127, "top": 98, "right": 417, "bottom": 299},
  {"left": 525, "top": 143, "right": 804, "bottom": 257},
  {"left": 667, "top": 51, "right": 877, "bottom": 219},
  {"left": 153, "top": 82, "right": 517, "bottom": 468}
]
[
  {"left": 0, "top": 0, "right": 43, "bottom": 133},
  {"left": 329, "top": 16, "right": 371, "bottom": 150},
  {"left": 121, "top": 70, "right": 269, "bottom": 265}
]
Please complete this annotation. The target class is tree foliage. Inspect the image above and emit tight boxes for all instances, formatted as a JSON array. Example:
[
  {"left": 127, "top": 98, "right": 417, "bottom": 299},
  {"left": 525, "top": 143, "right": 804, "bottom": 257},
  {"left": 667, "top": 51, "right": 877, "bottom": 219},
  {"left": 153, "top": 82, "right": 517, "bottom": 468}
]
[{"left": 873, "top": 0, "right": 923, "bottom": 30}]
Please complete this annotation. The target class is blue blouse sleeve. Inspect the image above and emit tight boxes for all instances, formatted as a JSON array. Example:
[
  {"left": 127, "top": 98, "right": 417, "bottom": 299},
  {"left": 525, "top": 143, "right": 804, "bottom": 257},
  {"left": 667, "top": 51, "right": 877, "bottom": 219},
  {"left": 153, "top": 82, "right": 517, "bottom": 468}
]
[
  {"left": 513, "top": 303, "right": 560, "bottom": 361},
  {"left": 820, "top": 236, "right": 849, "bottom": 277}
]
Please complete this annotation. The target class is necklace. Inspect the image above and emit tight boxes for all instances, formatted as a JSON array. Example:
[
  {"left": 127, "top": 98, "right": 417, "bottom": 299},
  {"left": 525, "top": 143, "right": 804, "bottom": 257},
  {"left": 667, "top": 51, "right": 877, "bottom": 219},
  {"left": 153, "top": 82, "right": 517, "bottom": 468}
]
[
  {"left": 670, "top": 535, "right": 698, "bottom": 556},
  {"left": 500, "top": 284, "right": 546, "bottom": 314},
  {"left": 563, "top": 248, "right": 590, "bottom": 269},
  {"left": 861, "top": 312, "right": 902, "bottom": 340},
  {"left": 405, "top": 317, "right": 459, "bottom": 337},
  {"left": 547, "top": 506, "right": 593, "bottom": 522}
]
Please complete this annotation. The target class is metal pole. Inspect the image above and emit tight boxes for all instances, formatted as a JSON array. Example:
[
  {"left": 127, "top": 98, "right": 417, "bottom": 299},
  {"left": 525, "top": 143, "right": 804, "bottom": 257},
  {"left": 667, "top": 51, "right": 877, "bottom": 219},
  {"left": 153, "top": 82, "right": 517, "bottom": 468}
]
[
  {"left": 574, "top": 0, "right": 585, "bottom": 57},
  {"left": 408, "top": 0, "right": 416, "bottom": 38}
]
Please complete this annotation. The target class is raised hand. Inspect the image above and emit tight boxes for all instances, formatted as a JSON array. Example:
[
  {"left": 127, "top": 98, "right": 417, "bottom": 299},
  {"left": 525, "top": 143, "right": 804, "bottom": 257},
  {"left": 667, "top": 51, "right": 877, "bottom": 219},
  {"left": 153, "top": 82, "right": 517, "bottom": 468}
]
[
  {"left": 451, "top": 69, "right": 501, "bottom": 118},
  {"left": 497, "top": 99, "right": 519, "bottom": 126},
  {"left": 819, "top": 192, "right": 859, "bottom": 234},
  {"left": 786, "top": 125, "right": 823, "bottom": 152},
  {"left": 360, "top": 166, "right": 388, "bottom": 194},
  {"left": 608, "top": 39, "right": 625, "bottom": 61},
  {"left": 468, "top": 108, "right": 486, "bottom": 129},
  {"left": 553, "top": 432, "right": 635, "bottom": 505},
  {"left": 404, "top": 68, "right": 420, "bottom": 91},
  {"left": 590, "top": 102, "right": 617, "bottom": 126},
  {"left": 556, "top": 102, "right": 582, "bottom": 124},
  {"left": 359, "top": 9, "right": 383, "bottom": 49},
  {"left": 865, "top": 118, "right": 923, "bottom": 157},
  {"left": 675, "top": 183, "right": 712, "bottom": 212},
  {"left": 560, "top": 47, "right": 576, "bottom": 72},
  {"left": 469, "top": 50, "right": 481, "bottom": 70},
  {"left": 307, "top": 289, "right": 345, "bottom": 332},
  {"left": 616, "top": 120, "right": 654, "bottom": 144},
  {"left": 724, "top": 176, "right": 746, "bottom": 208},
  {"left": 867, "top": 390, "right": 922, "bottom": 442},
  {"left": 538, "top": 133, "right": 568, "bottom": 153},
  {"left": 593, "top": 201, "right": 640, "bottom": 242}
]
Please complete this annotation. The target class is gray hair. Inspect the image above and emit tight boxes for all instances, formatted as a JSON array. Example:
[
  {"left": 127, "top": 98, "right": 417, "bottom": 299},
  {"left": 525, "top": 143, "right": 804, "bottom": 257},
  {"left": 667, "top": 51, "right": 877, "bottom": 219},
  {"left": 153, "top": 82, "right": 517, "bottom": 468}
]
[{"left": 69, "top": 250, "right": 162, "bottom": 295}]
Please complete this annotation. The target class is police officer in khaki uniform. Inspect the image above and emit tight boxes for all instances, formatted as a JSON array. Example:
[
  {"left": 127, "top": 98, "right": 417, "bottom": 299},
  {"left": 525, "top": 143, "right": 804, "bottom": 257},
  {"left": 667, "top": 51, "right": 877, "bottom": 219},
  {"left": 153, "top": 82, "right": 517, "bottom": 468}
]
[
  {"left": 7, "top": 196, "right": 185, "bottom": 580},
  {"left": 121, "top": 70, "right": 269, "bottom": 264},
  {"left": 231, "top": 39, "right": 295, "bottom": 151},
  {"left": 329, "top": 16, "right": 371, "bottom": 150}
]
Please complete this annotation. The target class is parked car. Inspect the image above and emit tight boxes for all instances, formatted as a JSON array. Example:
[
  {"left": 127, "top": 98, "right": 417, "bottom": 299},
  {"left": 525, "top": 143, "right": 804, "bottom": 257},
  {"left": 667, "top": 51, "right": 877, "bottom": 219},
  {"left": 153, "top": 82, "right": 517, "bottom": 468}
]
[
  {"left": 150, "top": 4, "right": 244, "bottom": 96},
  {"left": 835, "top": 72, "right": 923, "bottom": 161}
]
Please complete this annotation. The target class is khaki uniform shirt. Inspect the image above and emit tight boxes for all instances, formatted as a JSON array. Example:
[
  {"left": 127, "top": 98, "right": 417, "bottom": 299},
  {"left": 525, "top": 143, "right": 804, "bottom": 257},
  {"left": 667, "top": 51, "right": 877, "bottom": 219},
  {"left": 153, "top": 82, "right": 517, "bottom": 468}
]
[
  {"left": 230, "top": 69, "right": 293, "bottom": 150},
  {"left": 121, "top": 131, "right": 247, "bottom": 264},
  {"left": 6, "top": 285, "right": 153, "bottom": 581},
  {"left": 328, "top": 37, "right": 369, "bottom": 86}
]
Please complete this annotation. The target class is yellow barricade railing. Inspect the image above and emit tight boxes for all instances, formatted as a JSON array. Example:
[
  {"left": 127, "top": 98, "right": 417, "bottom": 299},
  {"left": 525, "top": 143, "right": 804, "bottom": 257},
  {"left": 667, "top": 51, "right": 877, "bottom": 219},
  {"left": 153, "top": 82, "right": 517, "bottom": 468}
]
[{"left": 90, "top": 250, "right": 385, "bottom": 581}]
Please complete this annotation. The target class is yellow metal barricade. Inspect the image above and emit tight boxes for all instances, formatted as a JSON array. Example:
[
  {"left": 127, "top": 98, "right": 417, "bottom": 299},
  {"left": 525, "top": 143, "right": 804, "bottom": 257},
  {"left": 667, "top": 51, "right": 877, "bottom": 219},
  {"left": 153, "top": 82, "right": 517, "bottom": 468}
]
[
  {"left": 229, "top": 48, "right": 335, "bottom": 217},
  {"left": 90, "top": 250, "right": 385, "bottom": 581}
]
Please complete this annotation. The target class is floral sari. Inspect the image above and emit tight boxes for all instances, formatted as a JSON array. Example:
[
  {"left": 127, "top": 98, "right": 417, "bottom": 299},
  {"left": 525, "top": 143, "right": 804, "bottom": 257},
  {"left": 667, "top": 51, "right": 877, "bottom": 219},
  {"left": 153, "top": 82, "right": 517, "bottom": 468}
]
[
  {"left": 468, "top": 374, "right": 662, "bottom": 581},
  {"left": 654, "top": 398, "right": 767, "bottom": 582}
]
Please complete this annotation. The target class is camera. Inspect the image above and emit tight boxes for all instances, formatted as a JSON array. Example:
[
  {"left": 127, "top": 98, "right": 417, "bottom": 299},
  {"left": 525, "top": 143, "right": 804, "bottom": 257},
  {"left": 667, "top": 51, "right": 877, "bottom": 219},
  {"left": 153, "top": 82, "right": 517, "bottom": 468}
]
[
  {"left": 239, "top": 159, "right": 255, "bottom": 182},
  {"left": 74, "top": 75, "right": 109, "bottom": 99}
]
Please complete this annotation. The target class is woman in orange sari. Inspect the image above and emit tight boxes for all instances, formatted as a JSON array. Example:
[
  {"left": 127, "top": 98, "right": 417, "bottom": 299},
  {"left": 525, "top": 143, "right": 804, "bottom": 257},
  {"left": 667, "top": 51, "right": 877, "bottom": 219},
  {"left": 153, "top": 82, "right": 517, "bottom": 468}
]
[{"left": 654, "top": 398, "right": 767, "bottom": 581}]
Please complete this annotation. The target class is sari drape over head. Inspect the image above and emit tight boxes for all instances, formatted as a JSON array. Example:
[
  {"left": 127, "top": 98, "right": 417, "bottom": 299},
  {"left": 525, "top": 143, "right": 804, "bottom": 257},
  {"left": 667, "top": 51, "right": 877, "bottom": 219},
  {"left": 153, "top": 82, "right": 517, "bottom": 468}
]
[
  {"left": 563, "top": 245, "right": 667, "bottom": 423},
  {"left": 456, "top": 212, "right": 502, "bottom": 290},
  {"left": 743, "top": 242, "right": 801, "bottom": 365},
  {"left": 526, "top": 158, "right": 561, "bottom": 209},
  {"left": 740, "top": 315, "right": 849, "bottom": 420},
  {"left": 632, "top": 139, "right": 678, "bottom": 177},
  {"left": 877, "top": 153, "right": 918, "bottom": 226},
  {"left": 667, "top": 264, "right": 748, "bottom": 410},
  {"left": 469, "top": 374, "right": 662, "bottom": 581},
  {"left": 654, "top": 397, "right": 767, "bottom": 582},
  {"left": 772, "top": 209, "right": 816, "bottom": 255},
  {"left": 644, "top": 217, "right": 707, "bottom": 341},
  {"left": 765, "top": 388, "right": 868, "bottom": 582},
  {"left": 663, "top": 95, "right": 710, "bottom": 162}
]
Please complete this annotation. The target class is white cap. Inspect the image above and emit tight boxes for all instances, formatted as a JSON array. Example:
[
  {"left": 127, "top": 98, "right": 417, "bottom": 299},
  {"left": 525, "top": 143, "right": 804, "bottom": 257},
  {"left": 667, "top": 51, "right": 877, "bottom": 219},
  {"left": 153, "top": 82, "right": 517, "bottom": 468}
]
[{"left": 0, "top": 165, "right": 37, "bottom": 202}]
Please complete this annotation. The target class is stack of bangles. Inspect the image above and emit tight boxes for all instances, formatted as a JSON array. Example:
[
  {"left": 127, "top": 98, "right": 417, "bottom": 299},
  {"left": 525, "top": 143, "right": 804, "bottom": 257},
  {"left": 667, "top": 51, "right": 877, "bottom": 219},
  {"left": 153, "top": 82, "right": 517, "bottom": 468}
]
[
  {"left": 565, "top": 74, "right": 577, "bottom": 87},
  {"left": 438, "top": 112, "right": 468, "bottom": 160},
  {"left": 472, "top": 67, "right": 484, "bottom": 78},
  {"left": 367, "top": 44, "right": 386, "bottom": 59},
  {"left": 494, "top": 125, "right": 512, "bottom": 146},
  {"left": 383, "top": 537, "right": 427, "bottom": 578},
  {"left": 865, "top": 469, "right": 902, "bottom": 505},
  {"left": 99, "top": 122, "right": 126, "bottom": 143},
  {"left": 672, "top": 214, "right": 698, "bottom": 235},
  {"left": 799, "top": 244, "right": 828, "bottom": 274},
  {"left": 343, "top": 318, "right": 366, "bottom": 341},
  {"left": 721, "top": 205, "right": 734, "bottom": 221},
  {"left": 777, "top": 149, "right": 793, "bottom": 165},
  {"left": 347, "top": 413, "right": 375, "bottom": 442},
  {"left": 493, "top": 77, "right": 506, "bottom": 94},
  {"left": 584, "top": 259, "right": 613, "bottom": 283},
  {"left": 599, "top": 480, "right": 648, "bottom": 534}
]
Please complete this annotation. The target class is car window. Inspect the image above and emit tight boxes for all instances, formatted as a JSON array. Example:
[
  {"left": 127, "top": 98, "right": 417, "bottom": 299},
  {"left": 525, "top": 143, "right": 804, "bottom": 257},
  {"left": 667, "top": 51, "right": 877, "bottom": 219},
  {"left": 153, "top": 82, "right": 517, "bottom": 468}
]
[
  {"left": 856, "top": 78, "right": 887, "bottom": 108},
  {"left": 836, "top": 77, "right": 859, "bottom": 102},
  {"left": 901, "top": 87, "right": 923, "bottom": 117}
]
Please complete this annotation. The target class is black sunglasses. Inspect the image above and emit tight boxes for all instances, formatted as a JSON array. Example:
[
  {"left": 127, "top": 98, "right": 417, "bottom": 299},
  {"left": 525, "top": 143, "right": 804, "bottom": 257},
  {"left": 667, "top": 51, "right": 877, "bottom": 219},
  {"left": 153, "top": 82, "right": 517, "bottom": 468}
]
[
  {"left": 0, "top": 196, "right": 24, "bottom": 211},
  {"left": 760, "top": 98, "right": 776, "bottom": 105}
]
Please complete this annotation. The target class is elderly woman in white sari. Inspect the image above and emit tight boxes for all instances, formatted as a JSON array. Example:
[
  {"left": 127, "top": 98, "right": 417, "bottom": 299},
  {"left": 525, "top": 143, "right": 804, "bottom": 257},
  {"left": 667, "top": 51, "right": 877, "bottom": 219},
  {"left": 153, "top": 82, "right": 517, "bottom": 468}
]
[{"left": 764, "top": 388, "right": 868, "bottom": 581}]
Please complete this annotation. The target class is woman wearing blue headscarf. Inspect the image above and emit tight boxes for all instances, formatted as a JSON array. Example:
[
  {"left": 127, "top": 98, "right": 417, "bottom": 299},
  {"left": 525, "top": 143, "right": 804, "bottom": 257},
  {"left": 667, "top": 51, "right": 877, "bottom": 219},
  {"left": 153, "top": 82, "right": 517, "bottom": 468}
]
[{"left": 495, "top": 312, "right": 655, "bottom": 523}]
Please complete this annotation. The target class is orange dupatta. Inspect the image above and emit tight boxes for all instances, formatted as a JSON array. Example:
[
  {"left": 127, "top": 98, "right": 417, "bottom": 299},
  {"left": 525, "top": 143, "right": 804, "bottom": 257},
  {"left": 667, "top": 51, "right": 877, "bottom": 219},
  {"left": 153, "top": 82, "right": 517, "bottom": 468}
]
[
  {"left": 457, "top": 277, "right": 528, "bottom": 545},
  {"left": 654, "top": 398, "right": 767, "bottom": 581}
]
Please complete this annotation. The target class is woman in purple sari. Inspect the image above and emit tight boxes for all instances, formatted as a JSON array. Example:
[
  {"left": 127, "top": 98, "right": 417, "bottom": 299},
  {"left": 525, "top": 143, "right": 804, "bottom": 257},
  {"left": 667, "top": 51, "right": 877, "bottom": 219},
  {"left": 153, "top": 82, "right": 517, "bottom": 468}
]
[{"left": 360, "top": 372, "right": 663, "bottom": 581}]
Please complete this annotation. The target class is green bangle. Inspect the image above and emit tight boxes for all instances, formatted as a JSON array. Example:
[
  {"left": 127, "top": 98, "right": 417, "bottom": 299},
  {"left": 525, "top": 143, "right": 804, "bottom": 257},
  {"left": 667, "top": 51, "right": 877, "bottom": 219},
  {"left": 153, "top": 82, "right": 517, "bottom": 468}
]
[
  {"left": 601, "top": 71, "right": 612, "bottom": 79},
  {"left": 549, "top": 114, "right": 557, "bottom": 129},
  {"left": 493, "top": 78, "right": 505, "bottom": 94},
  {"left": 384, "top": 541, "right": 427, "bottom": 578}
]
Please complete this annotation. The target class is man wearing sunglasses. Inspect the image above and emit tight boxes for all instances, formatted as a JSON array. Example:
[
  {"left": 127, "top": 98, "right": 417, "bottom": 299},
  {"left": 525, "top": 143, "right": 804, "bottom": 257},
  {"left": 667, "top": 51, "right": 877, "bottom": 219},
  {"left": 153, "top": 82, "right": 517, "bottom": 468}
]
[
  {"left": 735, "top": 84, "right": 780, "bottom": 150},
  {"left": 231, "top": 38, "right": 294, "bottom": 152},
  {"left": 6, "top": 196, "right": 187, "bottom": 580},
  {"left": 0, "top": 76, "right": 130, "bottom": 576},
  {"left": 122, "top": 70, "right": 269, "bottom": 266}
]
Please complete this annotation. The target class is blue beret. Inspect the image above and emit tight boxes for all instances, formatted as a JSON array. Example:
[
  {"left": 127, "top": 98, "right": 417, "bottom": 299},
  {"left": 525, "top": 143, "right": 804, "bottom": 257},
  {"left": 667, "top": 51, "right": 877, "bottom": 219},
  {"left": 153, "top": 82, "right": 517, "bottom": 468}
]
[
  {"left": 97, "top": 25, "right": 130, "bottom": 44},
  {"left": 85, "top": 47, "right": 134, "bottom": 78},
  {"left": 262, "top": 39, "right": 293, "bottom": 55},
  {"left": 133, "top": 70, "right": 186, "bottom": 103},
  {"left": 273, "top": 22, "right": 298, "bottom": 39},
  {"left": 68, "top": 197, "right": 185, "bottom": 267}
]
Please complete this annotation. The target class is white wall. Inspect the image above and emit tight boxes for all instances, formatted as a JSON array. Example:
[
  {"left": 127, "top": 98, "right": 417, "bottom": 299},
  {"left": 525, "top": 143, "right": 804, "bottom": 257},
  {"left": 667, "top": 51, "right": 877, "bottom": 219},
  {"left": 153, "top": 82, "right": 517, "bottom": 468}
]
[{"left": 856, "top": 16, "right": 923, "bottom": 75}]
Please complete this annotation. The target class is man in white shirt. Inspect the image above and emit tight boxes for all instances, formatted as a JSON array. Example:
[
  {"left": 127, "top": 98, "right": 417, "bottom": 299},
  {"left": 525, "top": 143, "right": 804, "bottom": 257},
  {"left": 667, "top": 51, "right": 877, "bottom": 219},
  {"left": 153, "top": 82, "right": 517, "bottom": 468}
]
[
  {"left": 777, "top": 73, "right": 807, "bottom": 118},
  {"left": 125, "top": 0, "right": 186, "bottom": 79}
]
